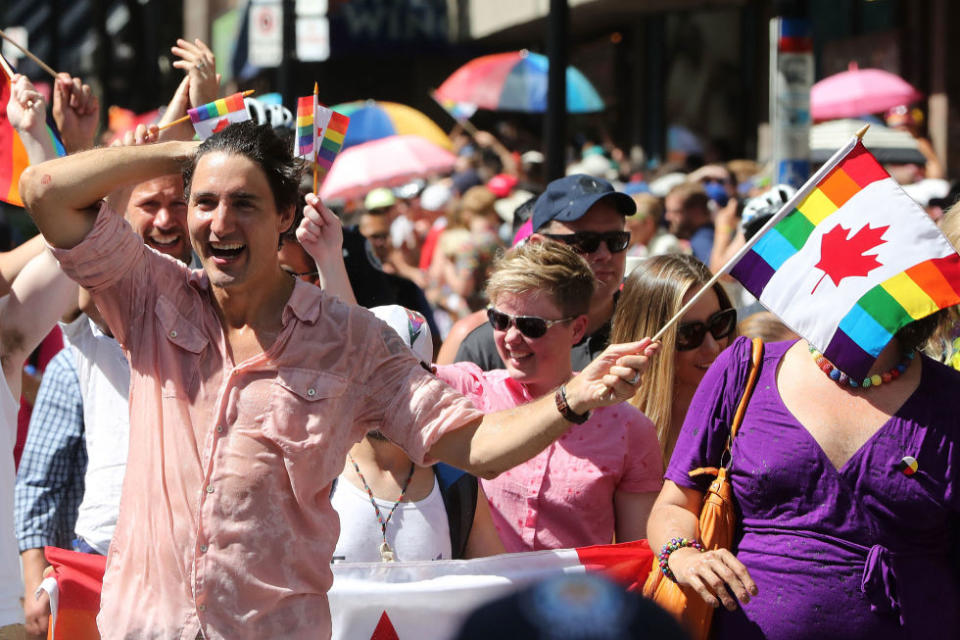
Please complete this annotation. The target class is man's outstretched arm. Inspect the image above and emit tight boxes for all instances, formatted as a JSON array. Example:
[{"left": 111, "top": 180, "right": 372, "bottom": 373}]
[
  {"left": 429, "top": 339, "right": 659, "bottom": 479},
  {"left": 20, "top": 139, "right": 197, "bottom": 250}
]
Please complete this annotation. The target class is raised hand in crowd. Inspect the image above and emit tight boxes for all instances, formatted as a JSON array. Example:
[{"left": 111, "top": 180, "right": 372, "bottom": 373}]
[
  {"left": 297, "top": 193, "right": 356, "bottom": 304},
  {"left": 52, "top": 73, "right": 99, "bottom": 154},
  {"left": 159, "top": 37, "right": 220, "bottom": 141},
  {"left": 7, "top": 74, "right": 57, "bottom": 163}
]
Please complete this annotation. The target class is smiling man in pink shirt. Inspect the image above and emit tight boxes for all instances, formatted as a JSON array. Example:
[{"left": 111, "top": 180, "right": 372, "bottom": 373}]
[{"left": 20, "top": 122, "right": 658, "bottom": 640}]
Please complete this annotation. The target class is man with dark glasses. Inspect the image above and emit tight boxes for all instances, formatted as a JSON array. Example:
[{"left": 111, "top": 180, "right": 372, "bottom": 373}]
[{"left": 456, "top": 174, "right": 635, "bottom": 372}]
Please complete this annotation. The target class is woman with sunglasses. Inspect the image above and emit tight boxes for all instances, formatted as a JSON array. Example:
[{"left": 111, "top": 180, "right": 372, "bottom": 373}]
[
  {"left": 434, "top": 241, "right": 664, "bottom": 552},
  {"left": 610, "top": 254, "right": 737, "bottom": 465}
]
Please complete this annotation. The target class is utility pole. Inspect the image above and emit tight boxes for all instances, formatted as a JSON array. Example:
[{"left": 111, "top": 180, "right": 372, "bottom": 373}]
[
  {"left": 769, "top": 0, "right": 813, "bottom": 188},
  {"left": 544, "top": 0, "right": 568, "bottom": 181}
]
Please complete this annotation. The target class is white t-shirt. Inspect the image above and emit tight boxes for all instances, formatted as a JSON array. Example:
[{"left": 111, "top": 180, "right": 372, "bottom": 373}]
[
  {"left": 61, "top": 316, "right": 131, "bottom": 554},
  {"left": 331, "top": 473, "right": 451, "bottom": 563},
  {"left": 0, "top": 369, "right": 24, "bottom": 625}
]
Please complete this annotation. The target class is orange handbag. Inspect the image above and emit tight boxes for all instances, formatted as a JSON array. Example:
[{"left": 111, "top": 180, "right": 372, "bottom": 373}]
[{"left": 643, "top": 338, "right": 764, "bottom": 640}]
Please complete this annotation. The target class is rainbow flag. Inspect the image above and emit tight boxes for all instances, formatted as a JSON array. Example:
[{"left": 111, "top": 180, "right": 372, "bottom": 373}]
[
  {"left": 431, "top": 90, "right": 477, "bottom": 121},
  {"left": 314, "top": 106, "right": 349, "bottom": 177},
  {"left": 293, "top": 94, "right": 316, "bottom": 158},
  {"left": 0, "top": 53, "right": 66, "bottom": 206},
  {"left": 293, "top": 92, "right": 349, "bottom": 183},
  {"left": 729, "top": 138, "right": 960, "bottom": 381},
  {"left": 187, "top": 92, "right": 250, "bottom": 140}
]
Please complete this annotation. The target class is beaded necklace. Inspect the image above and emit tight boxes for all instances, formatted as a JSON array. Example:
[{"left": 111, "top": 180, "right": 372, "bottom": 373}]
[
  {"left": 808, "top": 345, "right": 915, "bottom": 389},
  {"left": 347, "top": 454, "right": 416, "bottom": 562}
]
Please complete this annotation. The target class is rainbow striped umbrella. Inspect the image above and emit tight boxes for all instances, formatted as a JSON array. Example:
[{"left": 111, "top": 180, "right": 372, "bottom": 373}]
[
  {"left": 331, "top": 100, "right": 451, "bottom": 151},
  {"left": 434, "top": 50, "right": 605, "bottom": 113}
]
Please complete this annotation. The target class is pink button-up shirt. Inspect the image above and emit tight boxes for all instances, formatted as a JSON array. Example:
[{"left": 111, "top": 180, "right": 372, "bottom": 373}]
[
  {"left": 436, "top": 363, "right": 663, "bottom": 552},
  {"left": 52, "top": 204, "right": 482, "bottom": 640}
]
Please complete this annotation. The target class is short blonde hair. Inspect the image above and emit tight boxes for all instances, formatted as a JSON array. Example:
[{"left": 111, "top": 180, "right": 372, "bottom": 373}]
[
  {"left": 485, "top": 242, "right": 595, "bottom": 318},
  {"left": 629, "top": 193, "right": 664, "bottom": 224}
]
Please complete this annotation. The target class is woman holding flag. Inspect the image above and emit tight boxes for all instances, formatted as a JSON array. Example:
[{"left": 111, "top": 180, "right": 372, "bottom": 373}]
[{"left": 647, "top": 137, "right": 960, "bottom": 639}]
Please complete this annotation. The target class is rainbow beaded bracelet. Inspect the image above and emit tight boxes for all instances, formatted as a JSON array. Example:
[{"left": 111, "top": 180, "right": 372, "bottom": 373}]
[{"left": 658, "top": 537, "right": 703, "bottom": 580}]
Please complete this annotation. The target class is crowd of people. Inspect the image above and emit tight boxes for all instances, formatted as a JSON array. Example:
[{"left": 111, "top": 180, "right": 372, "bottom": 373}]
[{"left": 0, "top": 33, "right": 957, "bottom": 640}]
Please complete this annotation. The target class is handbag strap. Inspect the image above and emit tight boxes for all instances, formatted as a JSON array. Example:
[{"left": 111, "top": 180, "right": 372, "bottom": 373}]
[{"left": 689, "top": 337, "right": 764, "bottom": 479}]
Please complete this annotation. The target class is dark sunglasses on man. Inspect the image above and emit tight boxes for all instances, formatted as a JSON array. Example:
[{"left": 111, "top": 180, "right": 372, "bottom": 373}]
[
  {"left": 676, "top": 308, "right": 737, "bottom": 351},
  {"left": 486, "top": 306, "right": 575, "bottom": 339},
  {"left": 541, "top": 230, "right": 630, "bottom": 255}
]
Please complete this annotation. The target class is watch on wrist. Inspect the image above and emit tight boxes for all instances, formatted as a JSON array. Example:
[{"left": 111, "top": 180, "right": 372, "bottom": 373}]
[{"left": 555, "top": 384, "right": 590, "bottom": 424}]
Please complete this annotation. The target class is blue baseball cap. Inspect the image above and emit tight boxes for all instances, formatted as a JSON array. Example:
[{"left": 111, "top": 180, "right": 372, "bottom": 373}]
[{"left": 531, "top": 174, "right": 635, "bottom": 231}]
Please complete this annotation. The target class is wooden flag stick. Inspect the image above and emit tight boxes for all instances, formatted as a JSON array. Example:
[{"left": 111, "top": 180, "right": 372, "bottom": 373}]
[
  {"left": 0, "top": 28, "right": 59, "bottom": 80},
  {"left": 157, "top": 90, "right": 256, "bottom": 131},
  {"left": 312, "top": 82, "right": 319, "bottom": 195}
]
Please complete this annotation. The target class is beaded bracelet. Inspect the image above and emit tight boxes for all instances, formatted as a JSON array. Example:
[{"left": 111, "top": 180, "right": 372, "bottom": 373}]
[{"left": 658, "top": 537, "right": 703, "bottom": 580}]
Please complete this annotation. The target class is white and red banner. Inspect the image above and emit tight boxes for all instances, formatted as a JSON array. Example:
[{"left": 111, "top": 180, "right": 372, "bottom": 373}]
[{"left": 42, "top": 541, "right": 653, "bottom": 640}]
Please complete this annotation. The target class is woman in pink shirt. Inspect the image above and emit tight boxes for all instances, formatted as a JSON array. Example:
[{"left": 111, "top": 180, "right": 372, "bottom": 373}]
[{"left": 434, "top": 242, "right": 664, "bottom": 552}]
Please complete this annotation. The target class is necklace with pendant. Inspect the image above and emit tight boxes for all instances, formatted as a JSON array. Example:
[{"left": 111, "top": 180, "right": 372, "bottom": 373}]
[{"left": 348, "top": 454, "right": 416, "bottom": 562}]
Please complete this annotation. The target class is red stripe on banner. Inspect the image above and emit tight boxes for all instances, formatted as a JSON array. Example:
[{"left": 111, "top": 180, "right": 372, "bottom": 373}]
[
  {"left": 45, "top": 546, "right": 107, "bottom": 612},
  {"left": 838, "top": 141, "right": 889, "bottom": 189},
  {"left": 297, "top": 96, "right": 314, "bottom": 117},
  {"left": 327, "top": 112, "right": 349, "bottom": 134},
  {"left": 574, "top": 540, "right": 653, "bottom": 592}
]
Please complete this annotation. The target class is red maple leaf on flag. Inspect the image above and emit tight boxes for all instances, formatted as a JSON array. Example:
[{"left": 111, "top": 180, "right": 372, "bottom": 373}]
[
  {"left": 212, "top": 118, "right": 230, "bottom": 134},
  {"left": 811, "top": 222, "right": 889, "bottom": 294},
  {"left": 369, "top": 611, "right": 399, "bottom": 640}
]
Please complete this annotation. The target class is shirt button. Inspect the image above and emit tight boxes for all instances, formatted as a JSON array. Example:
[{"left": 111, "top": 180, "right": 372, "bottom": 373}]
[
  {"left": 200, "top": 544, "right": 208, "bottom": 553},
  {"left": 198, "top": 604, "right": 206, "bottom": 612},
  {"left": 216, "top": 425, "right": 223, "bottom": 433},
  {"left": 307, "top": 387, "right": 316, "bottom": 397},
  {"left": 206, "top": 485, "right": 214, "bottom": 494},
  {"left": 169, "top": 330, "right": 178, "bottom": 338}
]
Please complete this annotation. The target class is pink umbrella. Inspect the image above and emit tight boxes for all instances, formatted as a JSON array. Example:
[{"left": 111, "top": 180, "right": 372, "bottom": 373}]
[
  {"left": 811, "top": 62, "right": 922, "bottom": 121},
  {"left": 319, "top": 134, "right": 457, "bottom": 201}
]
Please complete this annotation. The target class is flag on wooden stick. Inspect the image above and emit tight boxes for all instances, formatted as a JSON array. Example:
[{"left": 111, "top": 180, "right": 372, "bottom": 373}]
[
  {"left": 729, "top": 138, "right": 960, "bottom": 381},
  {"left": 292, "top": 89, "right": 349, "bottom": 187},
  {"left": 187, "top": 92, "right": 250, "bottom": 140}
]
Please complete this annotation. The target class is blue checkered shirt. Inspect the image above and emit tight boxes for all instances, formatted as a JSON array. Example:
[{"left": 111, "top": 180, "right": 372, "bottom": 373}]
[{"left": 14, "top": 348, "right": 87, "bottom": 551}]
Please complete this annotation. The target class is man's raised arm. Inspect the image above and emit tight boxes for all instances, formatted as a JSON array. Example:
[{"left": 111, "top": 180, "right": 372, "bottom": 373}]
[{"left": 20, "top": 139, "right": 197, "bottom": 249}]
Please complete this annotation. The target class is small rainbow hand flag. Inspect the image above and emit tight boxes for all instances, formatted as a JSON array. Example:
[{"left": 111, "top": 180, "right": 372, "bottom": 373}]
[
  {"left": 188, "top": 92, "right": 250, "bottom": 140},
  {"left": 729, "top": 138, "right": 960, "bottom": 381},
  {"left": 292, "top": 91, "right": 349, "bottom": 184}
]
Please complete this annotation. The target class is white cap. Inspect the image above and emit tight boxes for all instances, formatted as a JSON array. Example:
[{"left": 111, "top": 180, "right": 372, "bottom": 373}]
[
  {"left": 420, "top": 183, "right": 453, "bottom": 212},
  {"left": 370, "top": 305, "right": 433, "bottom": 364}
]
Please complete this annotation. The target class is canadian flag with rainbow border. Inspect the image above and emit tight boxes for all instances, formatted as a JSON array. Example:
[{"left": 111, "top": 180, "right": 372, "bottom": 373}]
[{"left": 730, "top": 137, "right": 960, "bottom": 381}]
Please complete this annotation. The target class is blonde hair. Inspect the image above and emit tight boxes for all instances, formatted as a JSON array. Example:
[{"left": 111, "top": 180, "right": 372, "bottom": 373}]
[
  {"left": 738, "top": 311, "right": 798, "bottom": 343},
  {"left": 628, "top": 193, "right": 664, "bottom": 224},
  {"left": 610, "top": 254, "right": 734, "bottom": 464},
  {"left": 485, "top": 242, "right": 596, "bottom": 318},
  {"left": 926, "top": 202, "right": 960, "bottom": 358}
]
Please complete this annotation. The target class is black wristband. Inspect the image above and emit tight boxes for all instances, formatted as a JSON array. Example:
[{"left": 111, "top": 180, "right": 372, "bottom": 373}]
[{"left": 555, "top": 384, "right": 590, "bottom": 424}]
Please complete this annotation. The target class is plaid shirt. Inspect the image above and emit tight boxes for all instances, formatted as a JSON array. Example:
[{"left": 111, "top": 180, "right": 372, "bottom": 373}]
[{"left": 14, "top": 348, "right": 86, "bottom": 551}]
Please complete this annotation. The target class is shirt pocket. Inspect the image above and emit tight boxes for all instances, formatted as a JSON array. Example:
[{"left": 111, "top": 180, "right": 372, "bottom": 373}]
[
  {"left": 262, "top": 367, "right": 349, "bottom": 455},
  {"left": 154, "top": 295, "right": 207, "bottom": 397}
]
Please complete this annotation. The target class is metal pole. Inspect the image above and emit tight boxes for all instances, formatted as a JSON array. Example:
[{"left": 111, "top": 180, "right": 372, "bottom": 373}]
[
  {"left": 544, "top": 0, "right": 568, "bottom": 181},
  {"left": 770, "top": 0, "right": 812, "bottom": 189}
]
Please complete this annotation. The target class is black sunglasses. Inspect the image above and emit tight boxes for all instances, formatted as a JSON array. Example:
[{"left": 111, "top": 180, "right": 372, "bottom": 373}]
[
  {"left": 542, "top": 230, "right": 630, "bottom": 255},
  {"left": 676, "top": 308, "right": 737, "bottom": 351},
  {"left": 486, "top": 306, "right": 575, "bottom": 339}
]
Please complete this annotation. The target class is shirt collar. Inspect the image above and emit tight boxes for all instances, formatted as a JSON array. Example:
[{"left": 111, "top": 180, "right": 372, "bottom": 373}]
[{"left": 282, "top": 278, "right": 324, "bottom": 325}]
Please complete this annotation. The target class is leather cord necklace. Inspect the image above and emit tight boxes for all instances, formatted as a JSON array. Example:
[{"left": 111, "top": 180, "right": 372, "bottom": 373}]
[{"left": 347, "top": 454, "right": 416, "bottom": 562}]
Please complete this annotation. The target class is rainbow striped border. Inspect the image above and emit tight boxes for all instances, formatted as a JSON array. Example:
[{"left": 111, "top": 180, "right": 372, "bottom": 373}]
[{"left": 188, "top": 92, "right": 247, "bottom": 124}]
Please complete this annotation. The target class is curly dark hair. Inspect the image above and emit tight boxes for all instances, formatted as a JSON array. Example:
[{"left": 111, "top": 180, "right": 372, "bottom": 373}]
[{"left": 182, "top": 121, "right": 303, "bottom": 216}]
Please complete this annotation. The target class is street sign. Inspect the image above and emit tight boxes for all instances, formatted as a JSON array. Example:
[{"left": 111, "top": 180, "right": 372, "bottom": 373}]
[
  {"left": 296, "top": 15, "right": 329, "bottom": 62},
  {"left": 249, "top": 0, "right": 283, "bottom": 68}
]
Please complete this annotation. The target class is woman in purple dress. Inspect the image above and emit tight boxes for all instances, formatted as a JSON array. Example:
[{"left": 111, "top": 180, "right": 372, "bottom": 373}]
[{"left": 647, "top": 314, "right": 960, "bottom": 640}]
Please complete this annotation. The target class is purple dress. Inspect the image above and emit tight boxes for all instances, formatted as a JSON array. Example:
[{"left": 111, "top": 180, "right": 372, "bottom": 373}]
[{"left": 667, "top": 337, "right": 960, "bottom": 640}]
